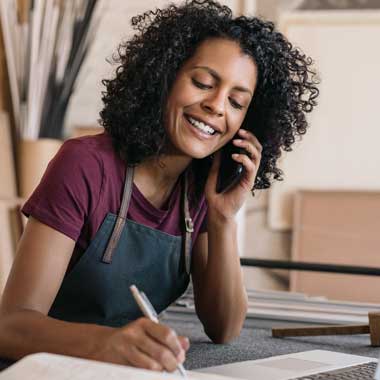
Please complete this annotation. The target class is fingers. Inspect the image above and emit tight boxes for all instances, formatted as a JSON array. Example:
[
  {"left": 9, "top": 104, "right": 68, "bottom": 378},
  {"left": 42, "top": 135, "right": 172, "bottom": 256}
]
[
  {"left": 138, "top": 318, "right": 186, "bottom": 372},
  {"left": 238, "top": 128, "right": 262, "bottom": 153},
  {"left": 178, "top": 336, "right": 190, "bottom": 351},
  {"left": 232, "top": 139, "right": 261, "bottom": 163},
  {"left": 124, "top": 345, "right": 163, "bottom": 371},
  {"left": 234, "top": 129, "right": 262, "bottom": 160},
  {"left": 233, "top": 138, "right": 261, "bottom": 166},
  {"left": 136, "top": 332, "right": 183, "bottom": 372},
  {"left": 144, "top": 319, "right": 183, "bottom": 356},
  {"left": 231, "top": 152, "right": 256, "bottom": 182},
  {"left": 95, "top": 318, "right": 188, "bottom": 372}
]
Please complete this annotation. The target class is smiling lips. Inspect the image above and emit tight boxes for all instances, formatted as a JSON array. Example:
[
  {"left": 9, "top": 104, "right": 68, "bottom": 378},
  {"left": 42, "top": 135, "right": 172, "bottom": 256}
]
[{"left": 184, "top": 114, "right": 221, "bottom": 138}]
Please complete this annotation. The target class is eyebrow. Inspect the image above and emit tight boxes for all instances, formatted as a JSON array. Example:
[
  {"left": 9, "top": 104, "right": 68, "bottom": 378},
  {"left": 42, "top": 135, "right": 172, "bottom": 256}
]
[{"left": 192, "top": 65, "right": 253, "bottom": 96}]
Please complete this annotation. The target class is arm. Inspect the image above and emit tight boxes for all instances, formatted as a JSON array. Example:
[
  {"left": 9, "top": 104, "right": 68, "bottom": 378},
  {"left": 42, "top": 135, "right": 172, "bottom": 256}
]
[
  {"left": 0, "top": 217, "right": 106, "bottom": 360},
  {"left": 0, "top": 217, "right": 188, "bottom": 371},
  {"left": 192, "top": 129, "right": 262, "bottom": 344},
  {"left": 192, "top": 224, "right": 247, "bottom": 344}
]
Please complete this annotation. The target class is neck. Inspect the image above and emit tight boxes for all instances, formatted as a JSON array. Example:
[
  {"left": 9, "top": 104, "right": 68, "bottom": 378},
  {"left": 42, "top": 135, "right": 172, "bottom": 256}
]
[{"left": 133, "top": 154, "right": 192, "bottom": 209}]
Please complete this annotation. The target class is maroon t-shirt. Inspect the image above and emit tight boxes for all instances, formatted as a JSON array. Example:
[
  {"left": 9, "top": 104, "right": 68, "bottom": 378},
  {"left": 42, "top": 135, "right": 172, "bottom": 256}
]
[{"left": 22, "top": 133, "right": 208, "bottom": 267}]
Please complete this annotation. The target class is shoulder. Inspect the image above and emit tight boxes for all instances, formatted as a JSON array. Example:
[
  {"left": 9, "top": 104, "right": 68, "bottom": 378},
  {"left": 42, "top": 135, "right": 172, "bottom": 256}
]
[
  {"left": 56, "top": 132, "right": 112, "bottom": 165},
  {"left": 29, "top": 132, "right": 123, "bottom": 208},
  {"left": 48, "top": 132, "right": 122, "bottom": 179},
  {"left": 21, "top": 133, "right": 120, "bottom": 241}
]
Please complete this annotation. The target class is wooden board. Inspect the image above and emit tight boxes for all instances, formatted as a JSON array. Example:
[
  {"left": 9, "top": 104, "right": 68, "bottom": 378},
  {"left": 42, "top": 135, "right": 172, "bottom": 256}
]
[
  {"left": 0, "top": 112, "right": 17, "bottom": 197},
  {"left": 290, "top": 191, "right": 380, "bottom": 303}
]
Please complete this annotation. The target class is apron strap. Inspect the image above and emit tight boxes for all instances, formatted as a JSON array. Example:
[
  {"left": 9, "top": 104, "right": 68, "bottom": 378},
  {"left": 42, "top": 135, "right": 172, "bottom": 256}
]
[
  {"left": 182, "top": 173, "right": 193, "bottom": 276},
  {"left": 102, "top": 165, "right": 193, "bottom": 273},
  {"left": 102, "top": 165, "right": 134, "bottom": 263}
]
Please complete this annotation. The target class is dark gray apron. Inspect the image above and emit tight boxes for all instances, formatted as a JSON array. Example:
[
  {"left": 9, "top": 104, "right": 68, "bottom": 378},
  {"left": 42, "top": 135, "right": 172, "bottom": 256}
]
[{"left": 49, "top": 166, "right": 193, "bottom": 327}]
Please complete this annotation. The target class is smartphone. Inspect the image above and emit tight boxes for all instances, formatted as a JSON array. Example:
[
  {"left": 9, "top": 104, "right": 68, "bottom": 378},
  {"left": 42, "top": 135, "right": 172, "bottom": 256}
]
[{"left": 216, "top": 133, "right": 247, "bottom": 193}]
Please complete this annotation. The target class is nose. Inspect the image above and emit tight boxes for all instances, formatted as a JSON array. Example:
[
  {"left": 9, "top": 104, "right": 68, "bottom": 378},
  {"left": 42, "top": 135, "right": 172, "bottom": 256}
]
[{"left": 200, "top": 91, "right": 226, "bottom": 117}]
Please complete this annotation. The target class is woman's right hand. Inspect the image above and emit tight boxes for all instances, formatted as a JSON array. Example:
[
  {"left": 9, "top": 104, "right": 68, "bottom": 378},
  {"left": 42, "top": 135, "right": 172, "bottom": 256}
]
[
  {"left": 92, "top": 317, "right": 189, "bottom": 372},
  {"left": 0, "top": 219, "right": 188, "bottom": 369}
]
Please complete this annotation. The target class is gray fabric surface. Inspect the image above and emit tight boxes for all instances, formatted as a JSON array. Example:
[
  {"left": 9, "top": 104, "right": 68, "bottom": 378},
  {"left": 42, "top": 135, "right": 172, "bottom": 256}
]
[
  {"left": 163, "top": 313, "right": 380, "bottom": 370},
  {"left": 1, "top": 312, "right": 379, "bottom": 373}
]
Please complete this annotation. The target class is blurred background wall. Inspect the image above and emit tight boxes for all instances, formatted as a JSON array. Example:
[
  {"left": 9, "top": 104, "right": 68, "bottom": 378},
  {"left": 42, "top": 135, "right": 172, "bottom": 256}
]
[
  {"left": 63, "top": 0, "right": 296, "bottom": 292},
  {"left": 63, "top": 0, "right": 380, "bottom": 299},
  {"left": 1, "top": 0, "right": 379, "bottom": 301}
]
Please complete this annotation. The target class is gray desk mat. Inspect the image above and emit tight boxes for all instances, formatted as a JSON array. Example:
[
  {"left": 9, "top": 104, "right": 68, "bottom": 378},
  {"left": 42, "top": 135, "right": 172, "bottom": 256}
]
[
  {"left": 0, "top": 313, "right": 379, "bottom": 372},
  {"left": 163, "top": 314, "right": 380, "bottom": 371}
]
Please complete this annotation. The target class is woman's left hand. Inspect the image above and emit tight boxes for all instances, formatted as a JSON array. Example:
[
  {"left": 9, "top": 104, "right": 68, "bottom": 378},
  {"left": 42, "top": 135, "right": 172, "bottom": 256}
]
[{"left": 205, "top": 129, "right": 262, "bottom": 220}]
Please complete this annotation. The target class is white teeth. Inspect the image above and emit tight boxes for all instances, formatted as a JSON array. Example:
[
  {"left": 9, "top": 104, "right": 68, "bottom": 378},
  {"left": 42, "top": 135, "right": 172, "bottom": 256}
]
[{"left": 187, "top": 116, "right": 215, "bottom": 135}]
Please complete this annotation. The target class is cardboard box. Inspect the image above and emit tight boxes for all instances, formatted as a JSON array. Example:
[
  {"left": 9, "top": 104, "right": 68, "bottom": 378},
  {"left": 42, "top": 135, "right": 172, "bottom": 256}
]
[
  {"left": 0, "top": 112, "right": 17, "bottom": 197},
  {"left": 291, "top": 191, "right": 380, "bottom": 303},
  {"left": 18, "top": 138, "right": 62, "bottom": 199}
]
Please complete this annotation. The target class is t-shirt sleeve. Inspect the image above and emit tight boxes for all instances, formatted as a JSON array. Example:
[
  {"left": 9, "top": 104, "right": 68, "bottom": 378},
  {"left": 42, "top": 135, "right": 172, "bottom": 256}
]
[{"left": 22, "top": 139, "right": 103, "bottom": 241}]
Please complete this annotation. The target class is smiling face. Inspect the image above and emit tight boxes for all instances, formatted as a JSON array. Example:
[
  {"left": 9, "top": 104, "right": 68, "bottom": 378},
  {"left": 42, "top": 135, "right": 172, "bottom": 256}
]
[{"left": 164, "top": 38, "right": 258, "bottom": 159}]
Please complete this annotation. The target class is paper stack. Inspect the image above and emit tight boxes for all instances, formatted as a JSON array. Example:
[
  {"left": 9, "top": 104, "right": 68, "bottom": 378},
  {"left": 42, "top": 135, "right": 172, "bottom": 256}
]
[{"left": 0, "top": 352, "right": 240, "bottom": 380}]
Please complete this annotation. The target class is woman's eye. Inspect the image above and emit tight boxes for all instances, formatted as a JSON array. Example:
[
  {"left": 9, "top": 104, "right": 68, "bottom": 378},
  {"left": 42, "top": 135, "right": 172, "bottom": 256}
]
[
  {"left": 229, "top": 98, "right": 243, "bottom": 110},
  {"left": 192, "top": 78, "right": 212, "bottom": 90}
]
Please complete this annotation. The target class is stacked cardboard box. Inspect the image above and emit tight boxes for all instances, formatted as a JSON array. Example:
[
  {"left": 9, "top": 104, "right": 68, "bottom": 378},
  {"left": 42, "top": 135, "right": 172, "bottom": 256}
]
[{"left": 291, "top": 191, "right": 380, "bottom": 303}]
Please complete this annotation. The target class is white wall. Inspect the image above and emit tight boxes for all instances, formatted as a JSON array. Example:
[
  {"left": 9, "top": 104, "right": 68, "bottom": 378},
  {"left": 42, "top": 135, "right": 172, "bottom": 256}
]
[{"left": 65, "top": 0, "right": 257, "bottom": 132}]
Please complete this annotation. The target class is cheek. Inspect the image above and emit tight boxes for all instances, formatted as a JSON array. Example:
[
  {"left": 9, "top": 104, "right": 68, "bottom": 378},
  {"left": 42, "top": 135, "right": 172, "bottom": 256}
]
[
  {"left": 171, "top": 78, "right": 204, "bottom": 107},
  {"left": 229, "top": 114, "right": 246, "bottom": 135}
]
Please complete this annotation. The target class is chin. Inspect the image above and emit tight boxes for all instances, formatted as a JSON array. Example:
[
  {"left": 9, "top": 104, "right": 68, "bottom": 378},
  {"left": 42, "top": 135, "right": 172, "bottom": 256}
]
[
  {"left": 169, "top": 137, "right": 216, "bottom": 159},
  {"left": 184, "top": 146, "right": 213, "bottom": 160}
]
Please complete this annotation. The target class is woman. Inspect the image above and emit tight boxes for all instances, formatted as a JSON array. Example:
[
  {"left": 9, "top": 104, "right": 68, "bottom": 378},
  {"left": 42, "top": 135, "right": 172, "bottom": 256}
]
[{"left": 0, "top": 0, "right": 319, "bottom": 373}]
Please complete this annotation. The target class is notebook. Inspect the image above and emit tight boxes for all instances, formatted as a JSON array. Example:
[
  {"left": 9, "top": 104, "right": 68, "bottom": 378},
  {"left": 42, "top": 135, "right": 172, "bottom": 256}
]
[
  {"left": 1, "top": 350, "right": 378, "bottom": 380},
  {"left": 198, "top": 350, "right": 379, "bottom": 380},
  {"left": 0, "top": 352, "right": 239, "bottom": 380}
]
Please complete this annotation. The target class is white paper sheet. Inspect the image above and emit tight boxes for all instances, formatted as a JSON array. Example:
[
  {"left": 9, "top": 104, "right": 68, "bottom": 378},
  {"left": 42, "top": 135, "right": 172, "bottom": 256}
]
[{"left": 0, "top": 353, "right": 239, "bottom": 380}]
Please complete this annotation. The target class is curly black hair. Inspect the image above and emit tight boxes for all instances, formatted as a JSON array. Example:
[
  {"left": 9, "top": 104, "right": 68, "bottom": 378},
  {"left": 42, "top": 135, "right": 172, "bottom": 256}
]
[{"left": 100, "top": 0, "right": 319, "bottom": 198}]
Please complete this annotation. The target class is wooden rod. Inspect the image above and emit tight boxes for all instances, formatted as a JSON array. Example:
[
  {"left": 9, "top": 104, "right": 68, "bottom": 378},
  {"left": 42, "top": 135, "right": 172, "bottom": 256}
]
[{"left": 272, "top": 325, "right": 370, "bottom": 338}]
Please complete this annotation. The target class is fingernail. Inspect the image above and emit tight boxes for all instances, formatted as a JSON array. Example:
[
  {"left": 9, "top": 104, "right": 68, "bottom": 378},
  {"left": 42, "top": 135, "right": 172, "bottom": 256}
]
[
  {"left": 153, "top": 363, "right": 162, "bottom": 371},
  {"left": 232, "top": 153, "right": 239, "bottom": 159},
  {"left": 234, "top": 139, "right": 242, "bottom": 144},
  {"left": 177, "top": 350, "right": 185, "bottom": 363},
  {"left": 239, "top": 129, "right": 247, "bottom": 134},
  {"left": 182, "top": 337, "right": 190, "bottom": 350}
]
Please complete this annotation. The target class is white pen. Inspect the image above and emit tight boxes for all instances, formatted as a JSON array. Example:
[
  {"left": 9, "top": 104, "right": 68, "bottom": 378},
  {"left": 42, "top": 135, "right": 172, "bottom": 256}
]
[{"left": 130, "top": 285, "right": 188, "bottom": 378}]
